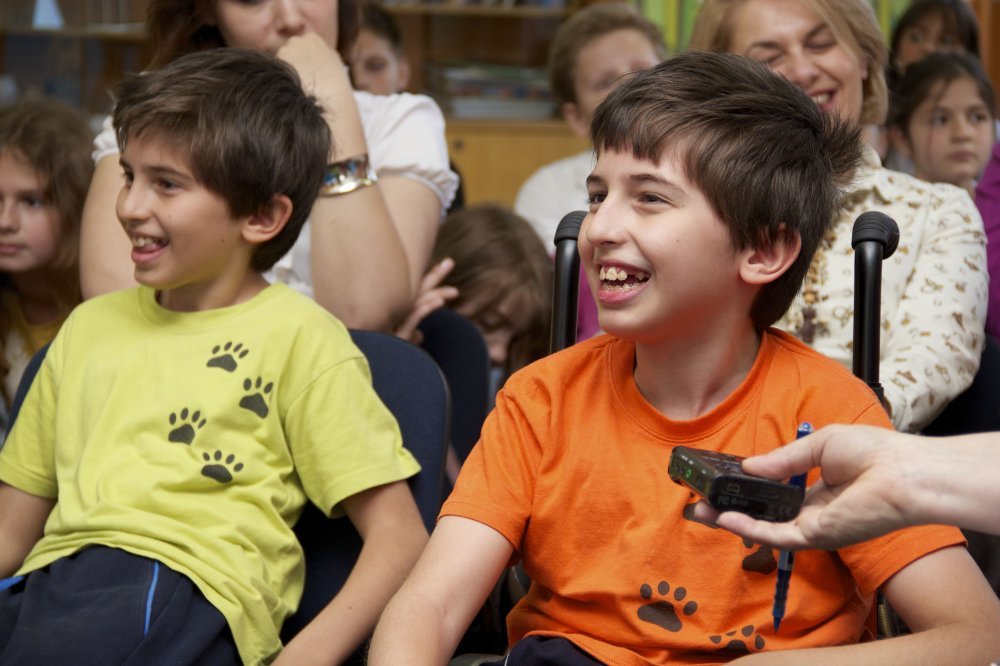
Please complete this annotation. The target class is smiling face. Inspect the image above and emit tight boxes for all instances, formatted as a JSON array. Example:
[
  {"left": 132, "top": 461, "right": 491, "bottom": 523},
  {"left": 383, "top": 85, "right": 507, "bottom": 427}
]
[
  {"left": 212, "top": 0, "right": 339, "bottom": 54},
  {"left": 901, "top": 76, "right": 994, "bottom": 190},
  {"left": 0, "top": 150, "right": 60, "bottom": 280},
  {"left": 563, "top": 28, "right": 662, "bottom": 138},
  {"left": 726, "top": 0, "right": 867, "bottom": 125},
  {"left": 580, "top": 149, "right": 752, "bottom": 344},
  {"left": 116, "top": 132, "right": 261, "bottom": 311}
]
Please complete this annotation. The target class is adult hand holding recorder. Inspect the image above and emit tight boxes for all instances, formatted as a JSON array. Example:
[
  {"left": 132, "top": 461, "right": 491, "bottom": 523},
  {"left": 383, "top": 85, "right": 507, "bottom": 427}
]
[{"left": 709, "top": 425, "right": 1000, "bottom": 550}]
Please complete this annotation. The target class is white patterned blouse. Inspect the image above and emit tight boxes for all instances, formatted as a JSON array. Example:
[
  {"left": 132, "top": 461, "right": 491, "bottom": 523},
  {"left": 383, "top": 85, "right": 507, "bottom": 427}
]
[{"left": 777, "top": 145, "right": 988, "bottom": 433}]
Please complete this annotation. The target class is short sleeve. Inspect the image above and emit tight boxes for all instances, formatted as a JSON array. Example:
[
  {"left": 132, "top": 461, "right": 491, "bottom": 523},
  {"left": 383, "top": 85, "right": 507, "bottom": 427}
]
[
  {"left": 357, "top": 90, "right": 459, "bottom": 212},
  {"left": 284, "top": 354, "right": 419, "bottom": 517},
  {"left": 440, "top": 384, "right": 543, "bottom": 551},
  {"left": 92, "top": 115, "right": 118, "bottom": 163}
]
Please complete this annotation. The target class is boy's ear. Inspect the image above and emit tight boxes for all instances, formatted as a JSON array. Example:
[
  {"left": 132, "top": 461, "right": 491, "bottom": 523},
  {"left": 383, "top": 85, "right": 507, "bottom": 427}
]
[
  {"left": 739, "top": 225, "right": 801, "bottom": 286},
  {"left": 888, "top": 125, "right": 913, "bottom": 160},
  {"left": 562, "top": 102, "right": 589, "bottom": 139},
  {"left": 242, "top": 194, "right": 292, "bottom": 245}
]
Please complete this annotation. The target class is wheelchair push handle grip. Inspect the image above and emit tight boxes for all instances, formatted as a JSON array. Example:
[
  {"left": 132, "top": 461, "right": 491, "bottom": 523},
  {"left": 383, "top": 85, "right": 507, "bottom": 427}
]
[
  {"left": 554, "top": 210, "right": 586, "bottom": 245},
  {"left": 850, "top": 211, "right": 900, "bottom": 259},
  {"left": 551, "top": 211, "right": 587, "bottom": 354}
]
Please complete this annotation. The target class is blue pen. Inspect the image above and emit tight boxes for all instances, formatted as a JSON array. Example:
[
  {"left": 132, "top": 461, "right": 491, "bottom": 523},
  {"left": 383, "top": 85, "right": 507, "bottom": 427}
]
[{"left": 772, "top": 422, "right": 812, "bottom": 633}]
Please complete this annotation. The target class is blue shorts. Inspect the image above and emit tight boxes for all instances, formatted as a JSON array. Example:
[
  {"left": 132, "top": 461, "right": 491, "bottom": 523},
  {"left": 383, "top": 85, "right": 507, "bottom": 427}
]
[
  {"left": 0, "top": 546, "right": 239, "bottom": 665},
  {"left": 487, "top": 636, "right": 605, "bottom": 665}
]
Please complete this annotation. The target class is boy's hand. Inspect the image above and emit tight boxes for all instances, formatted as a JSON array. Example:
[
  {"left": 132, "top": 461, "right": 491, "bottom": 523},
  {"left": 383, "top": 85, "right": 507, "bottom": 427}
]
[
  {"left": 711, "top": 425, "right": 914, "bottom": 551},
  {"left": 394, "top": 258, "right": 458, "bottom": 345}
]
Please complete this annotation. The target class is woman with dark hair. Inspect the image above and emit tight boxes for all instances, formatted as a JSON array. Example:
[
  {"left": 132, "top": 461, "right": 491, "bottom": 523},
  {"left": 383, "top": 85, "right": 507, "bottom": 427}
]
[{"left": 81, "top": 0, "right": 459, "bottom": 332}]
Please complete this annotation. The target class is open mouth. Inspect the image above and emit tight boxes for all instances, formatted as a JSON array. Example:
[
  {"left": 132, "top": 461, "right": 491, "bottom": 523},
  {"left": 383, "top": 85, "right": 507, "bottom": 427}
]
[{"left": 599, "top": 265, "right": 650, "bottom": 291}]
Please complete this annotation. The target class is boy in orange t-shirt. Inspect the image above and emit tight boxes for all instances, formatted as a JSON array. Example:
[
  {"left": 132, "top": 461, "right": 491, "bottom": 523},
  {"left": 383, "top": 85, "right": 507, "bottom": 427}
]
[{"left": 369, "top": 52, "right": 1000, "bottom": 664}]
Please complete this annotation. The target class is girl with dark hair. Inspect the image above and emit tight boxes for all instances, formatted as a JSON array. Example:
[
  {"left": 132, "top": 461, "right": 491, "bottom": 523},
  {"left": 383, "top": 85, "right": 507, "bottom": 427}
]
[{"left": 888, "top": 51, "right": 995, "bottom": 195}]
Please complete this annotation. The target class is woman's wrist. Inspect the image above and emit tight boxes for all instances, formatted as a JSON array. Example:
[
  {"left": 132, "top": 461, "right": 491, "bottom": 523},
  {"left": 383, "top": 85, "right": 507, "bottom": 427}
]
[{"left": 320, "top": 154, "right": 378, "bottom": 197}]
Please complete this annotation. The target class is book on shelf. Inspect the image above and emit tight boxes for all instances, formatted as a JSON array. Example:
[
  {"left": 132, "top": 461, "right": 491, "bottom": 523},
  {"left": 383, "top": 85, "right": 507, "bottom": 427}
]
[{"left": 429, "top": 61, "right": 556, "bottom": 119}]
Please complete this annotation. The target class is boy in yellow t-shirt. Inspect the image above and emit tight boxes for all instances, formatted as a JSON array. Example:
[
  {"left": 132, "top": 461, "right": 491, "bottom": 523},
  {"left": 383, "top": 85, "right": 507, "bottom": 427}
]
[
  {"left": 370, "top": 52, "right": 1000, "bottom": 664},
  {"left": 0, "top": 49, "right": 427, "bottom": 665}
]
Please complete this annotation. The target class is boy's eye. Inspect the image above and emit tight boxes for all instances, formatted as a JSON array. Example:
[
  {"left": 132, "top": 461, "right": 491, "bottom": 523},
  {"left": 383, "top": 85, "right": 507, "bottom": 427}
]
[
  {"left": 639, "top": 192, "right": 667, "bottom": 205},
  {"left": 157, "top": 178, "right": 179, "bottom": 191},
  {"left": 905, "top": 28, "right": 926, "bottom": 45},
  {"left": 971, "top": 111, "right": 991, "bottom": 124},
  {"left": 930, "top": 111, "right": 948, "bottom": 126},
  {"left": 21, "top": 195, "right": 46, "bottom": 208},
  {"left": 587, "top": 192, "right": 606, "bottom": 207}
]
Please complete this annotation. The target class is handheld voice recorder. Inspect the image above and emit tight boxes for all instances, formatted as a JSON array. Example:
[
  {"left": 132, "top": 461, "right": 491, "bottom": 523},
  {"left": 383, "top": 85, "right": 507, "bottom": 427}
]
[{"left": 668, "top": 446, "right": 804, "bottom": 522}]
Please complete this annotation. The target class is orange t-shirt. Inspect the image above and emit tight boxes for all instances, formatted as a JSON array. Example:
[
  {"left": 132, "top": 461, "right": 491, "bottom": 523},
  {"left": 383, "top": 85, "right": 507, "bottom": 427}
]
[{"left": 442, "top": 330, "right": 964, "bottom": 665}]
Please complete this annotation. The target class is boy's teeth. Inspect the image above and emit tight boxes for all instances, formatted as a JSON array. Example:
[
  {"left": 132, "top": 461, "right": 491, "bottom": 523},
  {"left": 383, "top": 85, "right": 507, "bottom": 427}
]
[
  {"left": 600, "top": 266, "right": 650, "bottom": 282},
  {"left": 132, "top": 236, "right": 164, "bottom": 248}
]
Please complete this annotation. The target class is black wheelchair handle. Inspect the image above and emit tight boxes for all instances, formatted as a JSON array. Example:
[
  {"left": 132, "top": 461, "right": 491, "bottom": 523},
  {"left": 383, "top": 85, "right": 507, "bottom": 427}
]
[
  {"left": 554, "top": 210, "right": 586, "bottom": 245},
  {"left": 850, "top": 211, "right": 900, "bottom": 259}
]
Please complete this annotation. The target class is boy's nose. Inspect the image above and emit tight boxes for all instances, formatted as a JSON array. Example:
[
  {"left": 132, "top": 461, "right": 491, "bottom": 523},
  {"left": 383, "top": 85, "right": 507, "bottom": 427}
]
[
  {"left": 116, "top": 186, "right": 150, "bottom": 225},
  {"left": 274, "top": 0, "right": 307, "bottom": 37},
  {"left": 582, "top": 204, "right": 625, "bottom": 247},
  {"left": 0, "top": 203, "right": 19, "bottom": 233}
]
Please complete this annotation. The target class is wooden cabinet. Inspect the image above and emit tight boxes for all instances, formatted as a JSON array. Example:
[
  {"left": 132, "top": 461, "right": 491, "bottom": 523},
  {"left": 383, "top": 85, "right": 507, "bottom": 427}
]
[{"left": 446, "top": 118, "right": 589, "bottom": 205}]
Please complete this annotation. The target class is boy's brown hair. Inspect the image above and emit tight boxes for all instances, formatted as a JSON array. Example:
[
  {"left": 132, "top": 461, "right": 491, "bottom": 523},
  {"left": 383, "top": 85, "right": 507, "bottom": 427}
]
[
  {"left": 146, "top": 0, "right": 360, "bottom": 68},
  {"left": 0, "top": 97, "right": 93, "bottom": 311},
  {"left": 591, "top": 51, "right": 862, "bottom": 330},
  {"left": 430, "top": 204, "right": 552, "bottom": 373},
  {"left": 548, "top": 3, "right": 667, "bottom": 108},
  {"left": 112, "top": 48, "right": 330, "bottom": 272}
]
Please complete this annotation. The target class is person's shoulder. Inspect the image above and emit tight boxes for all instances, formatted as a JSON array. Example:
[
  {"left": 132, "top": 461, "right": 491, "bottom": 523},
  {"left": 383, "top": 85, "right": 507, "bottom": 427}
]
[
  {"left": 764, "top": 329, "right": 884, "bottom": 409},
  {"left": 354, "top": 89, "right": 446, "bottom": 126},
  {"left": 875, "top": 165, "right": 975, "bottom": 209},
  {"left": 502, "top": 334, "right": 618, "bottom": 396},
  {"left": 255, "top": 283, "right": 349, "bottom": 334}
]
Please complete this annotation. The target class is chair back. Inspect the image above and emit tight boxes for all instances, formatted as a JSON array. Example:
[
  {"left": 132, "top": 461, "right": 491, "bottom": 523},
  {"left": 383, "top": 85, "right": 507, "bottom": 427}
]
[
  {"left": 417, "top": 308, "right": 490, "bottom": 463},
  {"left": 282, "top": 330, "right": 450, "bottom": 642}
]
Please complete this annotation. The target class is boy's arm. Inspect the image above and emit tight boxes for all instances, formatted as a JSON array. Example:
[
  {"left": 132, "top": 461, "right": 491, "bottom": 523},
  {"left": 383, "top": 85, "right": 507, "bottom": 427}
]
[
  {"left": 0, "top": 483, "right": 54, "bottom": 578},
  {"left": 368, "top": 515, "right": 515, "bottom": 664},
  {"left": 80, "top": 155, "right": 137, "bottom": 297},
  {"left": 731, "top": 545, "right": 1000, "bottom": 664},
  {"left": 275, "top": 480, "right": 428, "bottom": 665}
]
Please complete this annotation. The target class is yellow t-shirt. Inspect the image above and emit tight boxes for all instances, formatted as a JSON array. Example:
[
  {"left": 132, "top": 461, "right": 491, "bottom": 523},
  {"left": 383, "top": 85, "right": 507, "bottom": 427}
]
[{"left": 0, "top": 284, "right": 420, "bottom": 664}]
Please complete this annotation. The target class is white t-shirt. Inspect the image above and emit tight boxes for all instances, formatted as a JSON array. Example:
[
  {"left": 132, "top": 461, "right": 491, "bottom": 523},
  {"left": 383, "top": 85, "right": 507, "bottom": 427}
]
[
  {"left": 94, "top": 90, "right": 459, "bottom": 299},
  {"left": 514, "top": 149, "right": 595, "bottom": 251}
]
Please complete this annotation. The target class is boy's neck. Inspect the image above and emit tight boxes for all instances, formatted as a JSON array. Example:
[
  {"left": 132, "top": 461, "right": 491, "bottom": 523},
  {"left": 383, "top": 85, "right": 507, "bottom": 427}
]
[
  {"left": 155, "top": 271, "right": 270, "bottom": 312},
  {"left": 632, "top": 324, "right": 762, "bottom": 421}
]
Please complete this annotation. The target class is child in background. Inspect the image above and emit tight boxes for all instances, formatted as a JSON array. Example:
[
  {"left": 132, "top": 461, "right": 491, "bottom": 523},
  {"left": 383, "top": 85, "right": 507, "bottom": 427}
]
[
  {"left": 0, "top": 98, "right": 92, "bottom": 435},
  {"left": 430, "top": 205, "right": 551, "bottom": 377},
  {"left": 347, "top": 1, "right": 465, "bottom": 211},
  {"left": 515, "top": 2, "right": 666, "bottom": 251},
  {"left": 349, "top": 1, "right": 411, "bottom": 95},
  {"left": 888, "top": 51, "right": 995, "bottom": 196},
  {"left": 370, "top": 51, "right": 1000, "bottom": 664},
  {"left": 395, "top": 204, "right": 552, "bottom": 481},
  {"left": 0, "top": 49, "right": 426, "bottom": 665},
  {"left": 889, "top": 0, "right": 980, "bottom": 79},
  {"left": 882, "top": 0, "right": 982, "bottom": 170}
]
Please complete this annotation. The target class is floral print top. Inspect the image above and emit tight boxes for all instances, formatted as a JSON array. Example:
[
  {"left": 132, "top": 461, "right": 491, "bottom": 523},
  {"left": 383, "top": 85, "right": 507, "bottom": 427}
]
[{"left": 778, "top": 145, "right": 987, "bottom": 432}]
